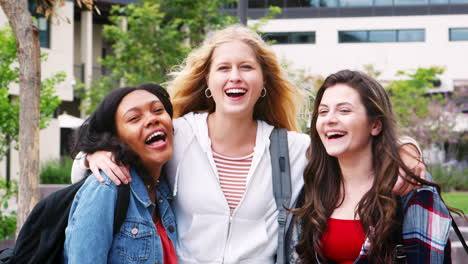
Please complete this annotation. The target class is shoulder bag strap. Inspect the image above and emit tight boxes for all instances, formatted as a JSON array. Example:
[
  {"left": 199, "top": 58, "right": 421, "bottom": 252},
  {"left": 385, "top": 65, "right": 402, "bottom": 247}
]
[
  {"left": 113, "top": 184, "right": 130, "bottom": 235},
  {"left": 270, "top": 128, "right": 292, "bottom": 264},
  {"left": 451, "top": 214, "right": 468, "bottom": 255}
]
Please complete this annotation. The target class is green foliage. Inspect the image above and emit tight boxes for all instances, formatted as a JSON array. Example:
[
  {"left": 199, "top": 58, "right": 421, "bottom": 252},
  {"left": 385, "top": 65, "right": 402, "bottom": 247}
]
[
  {"left": 40, "top": 157, "right": 73, "bottom": 184},
  {"left": 79, "top": 0, "right": 237, "bottom": 114},
  {"left": 0, "top": 26, "right": 64, "bottom": 157},
  {"left": 385, "top": 66, "right": 465, "bottom": 153},
  {"left": 250, "top": 6, "right": 282, "bottom": 32},
  {"left": 430, "top": 165, "right": 468, "bottom": 192},
  {"left": 442, "top": 192, "right": 468, "bottom": 214},
  {"left": 0, "top": 179, "right": 17, "bottom": 240},
  {"left": 386, "top": 66, "right": 444, "bottom": 127}
]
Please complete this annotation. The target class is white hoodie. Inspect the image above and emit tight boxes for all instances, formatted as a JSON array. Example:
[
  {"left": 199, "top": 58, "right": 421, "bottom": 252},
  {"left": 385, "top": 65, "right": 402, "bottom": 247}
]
[
  {"left": 70, "top": 111, "right": 419, "bottom": 263},
  {"left": 168, "top": 112, "right": 309, "bottom": 264}
]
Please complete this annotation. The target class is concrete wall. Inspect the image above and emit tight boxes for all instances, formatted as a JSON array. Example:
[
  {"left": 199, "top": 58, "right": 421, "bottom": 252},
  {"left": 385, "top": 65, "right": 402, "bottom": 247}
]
[{"left": 258, "top": 14, "right": 468, "bottom": 91}]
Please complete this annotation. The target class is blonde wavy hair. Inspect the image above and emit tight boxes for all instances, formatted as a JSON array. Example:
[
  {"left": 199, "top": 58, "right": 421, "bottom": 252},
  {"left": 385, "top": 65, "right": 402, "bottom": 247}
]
[{"left": 167, "top": 24, "right": 302, "bottom": 131}]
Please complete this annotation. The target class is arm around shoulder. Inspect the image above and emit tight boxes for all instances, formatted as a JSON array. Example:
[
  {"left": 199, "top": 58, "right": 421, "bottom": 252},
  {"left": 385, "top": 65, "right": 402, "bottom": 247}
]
[{"left": 70, "top": 152, "right": 89, "bottom": 184}]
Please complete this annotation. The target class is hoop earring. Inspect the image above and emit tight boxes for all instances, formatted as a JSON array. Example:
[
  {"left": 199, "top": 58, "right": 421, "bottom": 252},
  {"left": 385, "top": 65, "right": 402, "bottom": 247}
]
[
  {"left": 260, "top": 87, "right": 267, "bottom": 98},
  {"left": 205, "top": 88, "right": 212, "bottom": 98}
]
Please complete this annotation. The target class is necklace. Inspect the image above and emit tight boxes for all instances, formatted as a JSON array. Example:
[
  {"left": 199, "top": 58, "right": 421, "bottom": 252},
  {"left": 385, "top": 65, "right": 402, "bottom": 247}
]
[{"left": 146, "top": 179, "right": 160, "bottom": 191}]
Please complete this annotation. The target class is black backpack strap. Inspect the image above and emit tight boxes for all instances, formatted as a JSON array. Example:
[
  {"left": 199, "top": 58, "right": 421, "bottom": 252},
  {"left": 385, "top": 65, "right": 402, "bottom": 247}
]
[
  {"left": 113, "top": 184, "right": 130, "bottom": 235},
  {"left": 451, "top": 214, "right": 468, "bottom": 255},
  {"left": 270, "top": 128, "right": 291, "bottom": 264},
  {"left": 393, "top": 198, "right": 407, "bottom": 264}
]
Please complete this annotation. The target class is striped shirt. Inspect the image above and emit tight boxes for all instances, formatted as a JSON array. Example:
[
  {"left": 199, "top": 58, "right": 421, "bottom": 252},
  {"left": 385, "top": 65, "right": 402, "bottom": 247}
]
[{"left": 212, "top": 151, "right": 253, "bottom": 211}]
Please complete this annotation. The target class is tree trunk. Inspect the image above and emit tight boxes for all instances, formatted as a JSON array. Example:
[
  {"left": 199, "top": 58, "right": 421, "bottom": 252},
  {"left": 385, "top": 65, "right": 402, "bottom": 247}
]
[{"left": 0, "top": 0, "right": 42, "bottom": 233}]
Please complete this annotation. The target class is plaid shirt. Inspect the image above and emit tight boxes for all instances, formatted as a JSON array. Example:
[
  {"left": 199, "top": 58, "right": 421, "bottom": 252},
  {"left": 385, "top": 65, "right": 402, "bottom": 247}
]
[{"left": 286, "top": 186, "right": 452, "bottom": 264}]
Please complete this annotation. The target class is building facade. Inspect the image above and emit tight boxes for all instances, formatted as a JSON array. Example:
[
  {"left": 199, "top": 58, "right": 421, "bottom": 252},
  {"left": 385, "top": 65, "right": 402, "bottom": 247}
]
[
  {"left": 241, "top": 1, "right": 468, "bottom": 93},
  {"left": 0, "top": 0, "right": 132, "bottom": 181}
]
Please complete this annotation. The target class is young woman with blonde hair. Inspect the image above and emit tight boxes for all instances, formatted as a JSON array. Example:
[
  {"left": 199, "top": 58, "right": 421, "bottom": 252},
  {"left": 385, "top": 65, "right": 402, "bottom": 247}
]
[{"left": 72, "top": 25, "right": 425, "bottom": 263}]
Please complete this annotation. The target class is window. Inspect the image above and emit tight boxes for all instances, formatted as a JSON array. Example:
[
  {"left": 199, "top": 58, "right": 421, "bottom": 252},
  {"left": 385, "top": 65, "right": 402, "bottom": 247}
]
[
  {"left": 398, "top": 29, "right": 425, "bottom": 42},
  {"left": 264, "top": 32, "right": 316, "bottom": 44},
  {"left": 286, "top": 0, "right": 319, "bottom": 7},
  {"left": 269, "top": 0, "right": 284, "bottom": 7},
  {"left": 320, "top": 0, "right": 339, "bottom": 7},
  {"left": 450, "top": 28, "right": 468, "bottom": 41},
  {"left": 340, "top": 0, "right": 373, "bottom": 7},
  {"left": 339, "top": 31, "right": 368, "bottom": 42},
  {"left": 369, "top": 30, "right": 396, "bottom": 42},
  {"left": 429, "top": 0, "right": 449, "bottom": 4},
  {"left": 374, "top": 0, "right": 393, "bottom": 6},
  {"left": 249, "top": 0, "right": 267, "bottom": 8},
  {"left": 339, "top": 29, "right": 425, "bottom": 43},
  {"left": 28, "top": 1, "right": 50, "bottom": 48},
  {"left": 394, "top": 0, "right": 428, "bottom": 5}
]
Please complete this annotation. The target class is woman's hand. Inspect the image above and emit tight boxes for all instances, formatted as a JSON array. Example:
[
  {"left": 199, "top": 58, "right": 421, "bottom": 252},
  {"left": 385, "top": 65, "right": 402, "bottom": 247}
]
[
  {"left": 88, "top": 151, "right": 132, "bottom": 185},
  {"left": 393, "top": 143, "right": 426, "bottom": 196}
]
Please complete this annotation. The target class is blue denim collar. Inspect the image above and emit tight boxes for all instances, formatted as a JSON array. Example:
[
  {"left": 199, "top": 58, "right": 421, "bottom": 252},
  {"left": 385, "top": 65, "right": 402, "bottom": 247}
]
[{"left": 129, "top": 168, "right": 172, "bottom": 208}]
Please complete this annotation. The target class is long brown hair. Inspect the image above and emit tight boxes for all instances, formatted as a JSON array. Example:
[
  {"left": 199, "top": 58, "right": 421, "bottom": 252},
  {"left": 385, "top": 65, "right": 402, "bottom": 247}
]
[
  {"left": 294, "top": 70, "right": 438, "bottom": 263},
  {"left": 166, "top": 25, "right": 303, "bottom": 131}
]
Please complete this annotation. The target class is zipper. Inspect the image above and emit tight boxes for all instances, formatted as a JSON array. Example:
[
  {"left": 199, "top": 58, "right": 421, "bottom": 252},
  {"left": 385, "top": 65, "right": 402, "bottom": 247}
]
[{"left": 222, "top": 213, "right": 233, "bottom": 264}]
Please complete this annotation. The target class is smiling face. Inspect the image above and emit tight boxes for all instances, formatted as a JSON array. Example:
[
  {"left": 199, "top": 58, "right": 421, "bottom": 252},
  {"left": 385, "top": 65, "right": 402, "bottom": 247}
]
[
  {"left": 206, "top": 40, "right": 264, "bottom": 118},
  {"left": 115, "top": 90, "right": 173, "bottom": 175},
  {"left": 316, "top": 84, "right": 382, "bottom": 159}
]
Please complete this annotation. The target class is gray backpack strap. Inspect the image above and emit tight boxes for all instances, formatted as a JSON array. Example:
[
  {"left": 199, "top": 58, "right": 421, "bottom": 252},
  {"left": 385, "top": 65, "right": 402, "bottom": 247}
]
[{"left": 269, "top": 128, "right": 291, "bottom": 264}]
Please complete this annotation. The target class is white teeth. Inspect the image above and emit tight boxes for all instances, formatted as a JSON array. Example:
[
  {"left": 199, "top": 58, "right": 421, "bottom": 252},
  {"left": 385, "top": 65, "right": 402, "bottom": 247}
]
[
  {"left": 326, "top": 132, "right": 346, "bottom": 138},
  {"left": 225, "top": 88, "right": 246, "bottom": 94},
  {"left": 146, "top": 131, "right": 165, "bottom": 142}
]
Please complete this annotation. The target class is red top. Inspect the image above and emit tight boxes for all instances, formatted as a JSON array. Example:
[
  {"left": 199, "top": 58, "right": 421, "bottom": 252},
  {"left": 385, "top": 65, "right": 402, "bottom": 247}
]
[
  {"left": 321, "top": 218, "right": 365, "bottom": 264},
  {"left": 155, "top": 219, "right": 178, "bottom": 264}
]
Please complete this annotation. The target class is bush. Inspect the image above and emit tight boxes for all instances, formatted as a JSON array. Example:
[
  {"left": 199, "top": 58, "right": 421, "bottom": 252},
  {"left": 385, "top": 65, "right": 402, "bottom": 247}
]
[
  {"left": 40, "top": 157, "right": 73, "bottom": 184},
  {"left": 430, "top": 164, "right": 468, "bottom": 192},
  {"left": 0, "top": 179, "right": 17, "bottom": 240}
]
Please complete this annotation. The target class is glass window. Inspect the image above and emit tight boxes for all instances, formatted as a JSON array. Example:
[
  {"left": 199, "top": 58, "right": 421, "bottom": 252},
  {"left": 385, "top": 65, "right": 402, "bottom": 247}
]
[
  {"left": 320, "top": 0, "right": 339, "bottom": 7},
  {"left": 451, "top": 0, "right": 468, "bottom": 4},
  {"left": 369, "top": 30, "right": 396, "bottom": 42},
  {"left": 340, "top": 0, "right": 373, "bottom": 7},
  {"left": 291, "top": 32, "right": 316, "bottom": 43},
  {"left": 339, "top": 31, "right": 368, "bottom": 42},
  {"left": 249, "top": 0, "right": 267, "bottom": 8},
  {"left": 374, "top": 0, "right": 394, "bottom": 6},
  {"left": 398, "top": 29, "right": 425, "bottom": 42},
  {"left": 286, "top": 0, "right": 319, "bottom": 7},
  {"left": 450, "top": 28, "right": 468, "bottom": 41},
  {"left": 268, "top": 0, "right": 284, "bottom": 7},
  {"left": 29, "top": 1, "right": 50, "bottom": 48},
  {"left": 430, "top": 0, "right": 449, "bottom": 4},
  {"left": 264, "top": 33, "right": 289, "bottom": 44},
  {"left": 264, "top": 32, "right": 316, "bottom": 44},
  {"left": 395, "top": 0, "right": 428, "bottom": 5}
]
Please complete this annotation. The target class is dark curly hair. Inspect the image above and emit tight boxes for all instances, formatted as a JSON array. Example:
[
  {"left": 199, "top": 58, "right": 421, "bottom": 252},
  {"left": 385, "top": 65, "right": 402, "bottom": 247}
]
[{"left": 71, "top": 83, "right": 173, "bottom": 172}]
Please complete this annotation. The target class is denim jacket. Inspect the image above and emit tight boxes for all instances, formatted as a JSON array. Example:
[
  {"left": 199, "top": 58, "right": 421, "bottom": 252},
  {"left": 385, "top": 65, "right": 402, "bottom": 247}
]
[
  {"left": 285, "top": 185, "right": 451, "bottom": 263},
  {"left": 64, "top": 168, "right": 177, "bottom": 264}
]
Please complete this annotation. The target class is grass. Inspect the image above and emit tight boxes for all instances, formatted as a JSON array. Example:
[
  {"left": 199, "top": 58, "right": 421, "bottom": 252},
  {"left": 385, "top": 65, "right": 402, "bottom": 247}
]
[
  {"left": 40, "top": 157, "right": 73, "bottom": 184},
  {"left": 442, "top": 192, "right": 468, "bottom": 214}
]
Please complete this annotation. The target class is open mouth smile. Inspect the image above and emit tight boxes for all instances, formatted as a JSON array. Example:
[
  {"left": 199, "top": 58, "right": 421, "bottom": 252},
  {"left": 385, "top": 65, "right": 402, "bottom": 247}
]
[
  {"left": 326, "top": 131, "right": 347, "bottom": 140},
  {"left": 144, "top": 130, "right": 168, "bottom": 149},
  {"left": 225, "top": 88, "right": 247, "bottom": 98}
]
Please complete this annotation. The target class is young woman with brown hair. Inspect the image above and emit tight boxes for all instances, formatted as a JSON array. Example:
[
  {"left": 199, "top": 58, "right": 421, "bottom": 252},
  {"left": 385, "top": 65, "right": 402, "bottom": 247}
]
[{"left": 287, "top": 70, "right": 454, "bottom": 263}]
